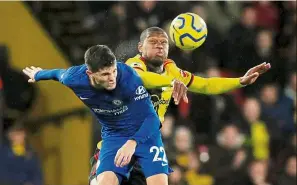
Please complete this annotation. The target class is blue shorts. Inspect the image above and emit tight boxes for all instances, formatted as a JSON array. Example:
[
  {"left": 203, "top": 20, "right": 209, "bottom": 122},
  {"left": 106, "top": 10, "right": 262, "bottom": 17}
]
[{"left": 96, "top": 132, "right": 173, "bottom": 183}]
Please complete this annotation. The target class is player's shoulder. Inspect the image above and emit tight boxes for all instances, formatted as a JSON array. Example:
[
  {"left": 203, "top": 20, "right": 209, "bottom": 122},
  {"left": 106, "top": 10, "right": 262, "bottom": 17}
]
[
  {"left": 163, "top": 58, "right": 179, "bottom": 74},
  {"left": 125, "top": 54, "right": 147, "bottom": 72},
  {"left": 117, "top": 61, "right": 140, "bottom": 78},
  {"left": 61, "top": 64, "right": 88, "bottom": 86},
  {"left": 164, "top": 58, "right": 176, "bottom": 68}
]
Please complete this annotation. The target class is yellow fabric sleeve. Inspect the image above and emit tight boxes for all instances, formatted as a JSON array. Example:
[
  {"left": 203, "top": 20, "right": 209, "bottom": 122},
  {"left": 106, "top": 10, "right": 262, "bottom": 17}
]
[
  {"left": 164, "top": 60, "right": 193, "bottom": 85},
  {"left": 137, "top": 70, "right": 174, "bottom": 89},
  {"left": 189, "top": 76, "right": 243, "bottom": 95},
  {"left": 164, "top": 61, "right": 244, "bottom": 95},
  {"left": 125, "top": 56, "right": 174, "bottom": 89}
]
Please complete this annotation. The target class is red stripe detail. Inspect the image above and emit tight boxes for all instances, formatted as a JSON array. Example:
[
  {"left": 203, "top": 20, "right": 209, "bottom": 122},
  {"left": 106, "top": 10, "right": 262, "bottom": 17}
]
[
  {"left": 163, "top": 61, "right": 173, "bottom": 68},
  {"left": 133, "top": 67, "right": 145, "bottom": 71},
  {"left": 139, "top": 56, "right": 146, "bottom": 62},
  {"left": 187, "top": 74, "right": 194, "bottom": 87},
  {"left": 0, "top": 78, "right": 3, "bottom": 90}
]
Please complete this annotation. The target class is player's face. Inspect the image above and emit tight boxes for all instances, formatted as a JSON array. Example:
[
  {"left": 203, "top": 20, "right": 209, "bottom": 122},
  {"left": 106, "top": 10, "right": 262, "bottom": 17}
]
[
  {"left": 88, "top": 64, "right": 117, "bottom": 90},
  {"left": 139, "top": 32, "right": 169, "bottom": 66}
]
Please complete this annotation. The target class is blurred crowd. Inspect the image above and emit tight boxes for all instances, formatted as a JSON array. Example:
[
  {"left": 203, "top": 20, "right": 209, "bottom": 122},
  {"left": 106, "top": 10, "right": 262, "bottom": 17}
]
[{"left": 1, "top": 1, "right": 296, "bottom": 185}]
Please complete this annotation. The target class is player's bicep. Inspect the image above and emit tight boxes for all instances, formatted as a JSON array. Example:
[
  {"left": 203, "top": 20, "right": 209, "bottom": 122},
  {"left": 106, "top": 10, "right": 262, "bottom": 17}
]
[{"left": 59, "top": 67, "right": 77, "bottom": 87}]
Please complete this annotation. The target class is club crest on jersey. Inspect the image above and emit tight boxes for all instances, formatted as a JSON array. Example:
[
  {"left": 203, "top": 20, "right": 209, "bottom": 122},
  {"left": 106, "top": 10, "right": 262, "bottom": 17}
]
[
  {"left": 180, "top": 70, "right": 189, "bottom": 78},
  {"left": 112, "top": 99, "right": 123, "bottom": 106},
  {"left": 130, "top": 62, "right": 142, "bottom": 68},
  {"left": 135, "top": 85, "right": 146, "bottom": 95}
]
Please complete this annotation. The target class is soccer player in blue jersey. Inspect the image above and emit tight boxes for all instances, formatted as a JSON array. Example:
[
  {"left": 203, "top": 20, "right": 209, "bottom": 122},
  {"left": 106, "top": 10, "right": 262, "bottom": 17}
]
[{"left": 22, "top": 45, "right": 188, "bottom": 185}]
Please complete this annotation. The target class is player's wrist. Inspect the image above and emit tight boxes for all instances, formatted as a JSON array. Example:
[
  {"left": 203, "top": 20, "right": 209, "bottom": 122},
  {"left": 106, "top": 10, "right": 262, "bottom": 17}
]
[
  {"left": 239, "top": 77, "right": 247, "bottom": 87},
  {"left": 127, "top": 139, "right": 137, "bottom": 147}
]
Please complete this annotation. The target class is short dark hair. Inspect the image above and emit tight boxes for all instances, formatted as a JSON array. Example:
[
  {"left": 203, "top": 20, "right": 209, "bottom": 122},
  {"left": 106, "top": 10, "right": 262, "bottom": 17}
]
[
  {"left": 84, "top": 45, "right": 116, "bottom": 72},
  {"left": 139, "top": 27, "right": 167, "bottom": 43}
]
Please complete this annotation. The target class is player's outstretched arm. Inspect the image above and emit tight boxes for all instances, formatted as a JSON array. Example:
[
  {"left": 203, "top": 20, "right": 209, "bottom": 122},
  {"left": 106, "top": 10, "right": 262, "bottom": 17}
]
[
  {"left": 164, "top": 61, "right": 270, "bottom": 95},
  {"left": 23, "top": 66, "right": 66, "bottom": 83},
  {"left": 137, "top": 70, "right": 174, "bottom": 89},
  {"left": 188, "top": 62, "right": 271, "bottom": 94}
]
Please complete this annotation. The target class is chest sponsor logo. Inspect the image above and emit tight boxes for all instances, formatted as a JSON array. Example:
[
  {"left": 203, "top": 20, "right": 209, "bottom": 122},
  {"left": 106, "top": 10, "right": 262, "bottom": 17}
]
[
  {"left": 92, "top": 105, "right": 128, "bottom": 116},
  {"left": 134, "top": 86, "right": 149, "bottom": 101}
]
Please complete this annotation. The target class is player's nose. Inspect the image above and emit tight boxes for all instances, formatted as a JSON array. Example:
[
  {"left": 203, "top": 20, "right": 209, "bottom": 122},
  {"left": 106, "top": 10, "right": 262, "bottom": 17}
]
[{"left": 156, "top": 43, "right": 163, "bottom": 49}]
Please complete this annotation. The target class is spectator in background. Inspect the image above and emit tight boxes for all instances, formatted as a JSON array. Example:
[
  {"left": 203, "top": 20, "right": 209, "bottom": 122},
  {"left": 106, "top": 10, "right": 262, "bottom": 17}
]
[
  {"left": 190, "top": 3, "right": 222, "bottom": 62},
  {"left": 276, "top": 1, "right": 296, "bottom": 55},
  {"left": 284, "top": 72, "right": 296, "bottom": 123},
  {"left": 242, "top": 98, "right": 270, "bottom": 161},
  {"left": 221, "top": 5, "right": 257, "bottom": 72},
  {"left": 244, "top": 160, "right": 272, "bottom": 185},
  {"left": 276, "top": 134, "right": 296, "bottom": 175},
  {"left": 188, "top": 65, "right": 244, "bottom": 138},
  {"left": 243, "top": 29, "right": 286, "bottom": 96},
  {"left": 173, "top": 126, "right": 194, "bottom": 170},
  {"left": 0, "top": 122, "right": 43, "bottom": 185},
  {"left": 0, "top": 77, "right": 3, "bottom": 145},
  {"left": 185, "top": 151, "right": 214, "bottom": 185},
  {"left": 259, "top": 83, "right": 295, "bottom": 135},
  {"left": 205, "top": 124, "right": 251, "bottom": 185},
  {"left": 126, "top": 1, "right": 167, "bottom": 39},
  {"left": 0, "top": 45, "right": 36, "bottom": 121},
  {"left": 276, "top": 156, "right": 296, "bottom": 185},
  {"left": 161, "top": 114, "right": 175, "bottom": 162},
  {"left": 284, "top": 72, "right": 296, "bottom": 103},
  {"left": 253, "top": 1, "right": 279, "bottom": 31},
  {"left": 99, "top": 2, "right": 128, "bottom": 50},
  {"left": 169, "top": 164, "right": 189, "bottom": 185}
]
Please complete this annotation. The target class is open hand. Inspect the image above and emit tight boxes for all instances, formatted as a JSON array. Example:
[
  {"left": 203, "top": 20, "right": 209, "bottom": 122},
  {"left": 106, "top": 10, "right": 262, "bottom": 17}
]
[
  {"left": 22, "top": 66, "right": 43, "bottom": 83},
  {"left": 114, "top": 140, "right": 137, "bottom": 167},
  {"left": 240, "top": 62, "right": 271, "bottom": 86},
  {"left": 172, "top": 80, "right": 188, "bottom": 105}
]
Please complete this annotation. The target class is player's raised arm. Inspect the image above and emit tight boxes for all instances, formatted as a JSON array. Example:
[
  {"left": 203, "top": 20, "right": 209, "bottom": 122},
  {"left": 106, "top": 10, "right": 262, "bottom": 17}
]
[
  {"left": 165, "top": 61, "right": 271, "bottom": 95},
  {"left": 22, "top": 66, "right": 66, "bottom": 83}
]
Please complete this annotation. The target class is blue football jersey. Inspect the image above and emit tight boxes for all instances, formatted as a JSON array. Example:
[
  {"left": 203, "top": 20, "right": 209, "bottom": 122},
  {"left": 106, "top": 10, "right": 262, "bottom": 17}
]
[{"left": 35, "top": 62, "right": 160, "bottom": 140}]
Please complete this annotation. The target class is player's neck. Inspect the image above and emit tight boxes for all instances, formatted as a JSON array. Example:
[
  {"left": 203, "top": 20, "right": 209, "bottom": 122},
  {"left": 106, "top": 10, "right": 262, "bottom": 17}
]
[{"left": 146, "top": 63, "right": 163, "bottom": 74}]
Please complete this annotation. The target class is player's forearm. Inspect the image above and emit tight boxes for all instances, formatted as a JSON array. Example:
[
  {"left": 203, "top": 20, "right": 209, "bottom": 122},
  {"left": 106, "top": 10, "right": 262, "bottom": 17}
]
[
  {"left": 129, "top": 114, "right": 160, "bottom": 144},
  {"left": 188, "top": 76, "right": 244, "bottom": 95},
  {"left": 35, "top": 69, "right": 66, "bottom": 81},
  {"left": 138, "top": 71, "right": 174, "bottom": 89}
]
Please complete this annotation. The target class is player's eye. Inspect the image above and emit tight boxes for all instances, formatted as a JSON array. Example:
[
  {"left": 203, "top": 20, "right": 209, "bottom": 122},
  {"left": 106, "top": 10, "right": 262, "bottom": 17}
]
[
  {"left": 149, "top": 40, "right": 157, "bottom": 44},
  {"left": 101, "top": 73, "right": 109, "bottom": 76}
]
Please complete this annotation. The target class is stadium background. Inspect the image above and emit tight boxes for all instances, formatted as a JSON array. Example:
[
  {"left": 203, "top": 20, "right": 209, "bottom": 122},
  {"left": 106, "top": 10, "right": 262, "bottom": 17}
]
[{"left": 0, "top": 1, "right": 295, "bottom": 185}]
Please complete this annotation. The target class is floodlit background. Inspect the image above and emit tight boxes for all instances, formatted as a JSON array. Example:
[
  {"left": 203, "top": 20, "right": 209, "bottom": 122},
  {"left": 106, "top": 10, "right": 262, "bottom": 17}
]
[{"left": 0, "top": 1, "right": 296, "bottom": 185}]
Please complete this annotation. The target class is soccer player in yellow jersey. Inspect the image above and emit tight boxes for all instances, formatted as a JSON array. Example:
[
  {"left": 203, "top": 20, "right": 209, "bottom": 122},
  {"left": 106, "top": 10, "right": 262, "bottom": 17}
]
[{"left": 89, "top": 27, "right": 270, "bottom": 185}]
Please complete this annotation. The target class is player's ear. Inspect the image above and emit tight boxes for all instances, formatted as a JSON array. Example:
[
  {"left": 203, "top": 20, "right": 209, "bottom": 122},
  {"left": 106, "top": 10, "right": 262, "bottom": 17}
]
[
  {"left": 138, "top": 42, "right": 143, "bottom": 53},
  {"left": 86, "top": 69, "right": 92, "bottom": 76}
]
